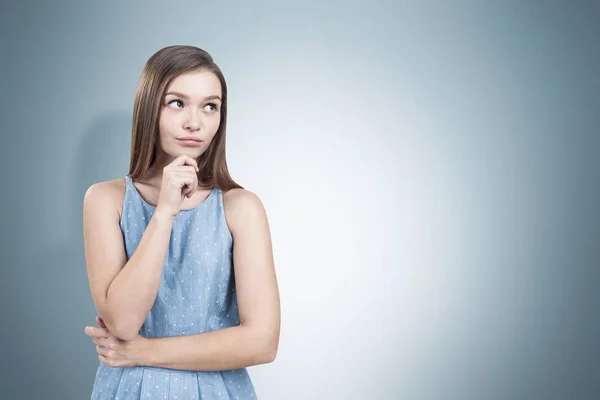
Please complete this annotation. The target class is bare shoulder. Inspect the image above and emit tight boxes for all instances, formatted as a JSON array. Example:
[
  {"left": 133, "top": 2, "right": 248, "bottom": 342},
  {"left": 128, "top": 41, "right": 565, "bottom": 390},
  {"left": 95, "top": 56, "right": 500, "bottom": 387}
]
[
  {"left": 84, "top": 178, "right": 127, "bottom": 220},
  {"left": 222, "top": 188, "right": 266, "bottom": 215},
  {"left": 222, "top": 188, "right": 268, "bottom": 233}
]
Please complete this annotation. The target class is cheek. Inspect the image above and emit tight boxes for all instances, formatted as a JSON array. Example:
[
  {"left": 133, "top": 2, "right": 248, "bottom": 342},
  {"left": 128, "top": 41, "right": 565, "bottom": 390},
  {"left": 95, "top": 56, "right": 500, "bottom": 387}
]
[
  {"left": 158, "top": 117, "right": 176, "bottom": 139},
  {"left": 159, "top": 113, "right": 173, "bottom": 126},
  {"left": 208, "top": 115, "right": 221, "bottom": 131},
  {"left": 207, "top": 113, "right": 220, "bottom": 125}
]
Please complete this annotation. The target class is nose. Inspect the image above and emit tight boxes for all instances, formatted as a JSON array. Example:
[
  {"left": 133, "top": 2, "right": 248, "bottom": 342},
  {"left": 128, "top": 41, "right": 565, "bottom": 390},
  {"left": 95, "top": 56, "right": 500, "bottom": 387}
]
[{"left": 184, "top": 109, "right": 202, "bottom": 130}]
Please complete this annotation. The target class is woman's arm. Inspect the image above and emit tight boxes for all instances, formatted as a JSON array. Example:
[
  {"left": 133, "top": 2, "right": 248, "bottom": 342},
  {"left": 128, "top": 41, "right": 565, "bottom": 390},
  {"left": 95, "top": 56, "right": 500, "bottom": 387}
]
[
  {"left": 87, "top": 319, "right": 271, "bottom": 370},
  {"left": 140, "top": 325, "right": 273, "bottom": 370},
  {"left": 83, "top": 181, "right": 175, "bottom": 341},
  {"left": 136, "top": 189, "right": 280, "bottom": 371}
]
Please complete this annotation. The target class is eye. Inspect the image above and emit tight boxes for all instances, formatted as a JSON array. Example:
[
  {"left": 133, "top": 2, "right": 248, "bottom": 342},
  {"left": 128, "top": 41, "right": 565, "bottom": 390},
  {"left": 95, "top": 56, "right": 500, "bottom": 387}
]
[
  {"left": 167, "top": 99, "right": 184, "bottom": 109},
  {"left": 204, "top": 103, "right": 219, "bottom": 112}
]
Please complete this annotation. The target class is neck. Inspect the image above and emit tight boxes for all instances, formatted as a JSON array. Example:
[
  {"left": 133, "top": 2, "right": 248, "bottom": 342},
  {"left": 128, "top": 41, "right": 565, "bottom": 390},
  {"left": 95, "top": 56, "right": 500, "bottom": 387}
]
[{"left": 145, "top": 150, "right": 176, "bottom": 182}]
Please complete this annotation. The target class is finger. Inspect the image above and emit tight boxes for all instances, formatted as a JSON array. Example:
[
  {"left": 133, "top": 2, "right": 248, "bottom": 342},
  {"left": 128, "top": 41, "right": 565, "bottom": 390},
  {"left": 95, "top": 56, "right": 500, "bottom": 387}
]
[
  {"left": 176, "top": 175, "right": 198, "bottom": 198},
  {"left": 90, "top": 327, "right": 109, "bottom": 337},
  {"left": 85, "top": 326, "right": 109, "bottom": 338},
  {"left": 165, "top": 169, "right": 196, "bottom": 181},
  {"left": 96, "top": 344, "right": 109, "bottom": 357},
  {"left": 92, "top": 336, "right": 111, "bottom": 347},
  {"left": 172, "top": 170, "right": 199, "bottom": 183},
  {"left": 183, "top": 156, "right": 199, "bottom": 172},
  {"left": 173, "top": 165, "right": 197, "bottom": 174},
  {"left": 184, "top": 181, "right": 198, "bottom": 198},
  {"left": 174, "top": 169, "right": 198, "bottom": 197},
  {"left": 98, "top": 354, "right": 119, "bottom": 368},
  {"left": 98, "top": 354, "right": 109, "bottom": 366},
  {"left": 96, "top": 316, "right": 107, "bottom": 328},
  {"left": 172, "top": 154, "right": 199, "bottom": 172}
]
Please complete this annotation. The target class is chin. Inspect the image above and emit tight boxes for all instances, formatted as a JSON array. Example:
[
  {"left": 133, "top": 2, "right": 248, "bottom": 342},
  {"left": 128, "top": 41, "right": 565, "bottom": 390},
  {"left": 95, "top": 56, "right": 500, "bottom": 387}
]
[{"left": 172, "top": 146, "right": 203, "bottom": 156}]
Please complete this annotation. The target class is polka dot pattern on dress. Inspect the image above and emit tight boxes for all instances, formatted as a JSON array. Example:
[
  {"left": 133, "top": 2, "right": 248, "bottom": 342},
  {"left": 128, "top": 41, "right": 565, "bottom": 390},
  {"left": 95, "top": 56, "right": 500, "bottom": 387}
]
[{"left": 91, "top": 176, "right": 257, "bottom": 399}]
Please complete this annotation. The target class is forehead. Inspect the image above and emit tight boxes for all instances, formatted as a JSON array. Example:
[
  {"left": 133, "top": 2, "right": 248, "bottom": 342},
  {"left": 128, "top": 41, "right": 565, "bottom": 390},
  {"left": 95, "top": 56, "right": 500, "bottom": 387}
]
[{"left": 165, "top": 70, "right": 221, "bottom": 99}]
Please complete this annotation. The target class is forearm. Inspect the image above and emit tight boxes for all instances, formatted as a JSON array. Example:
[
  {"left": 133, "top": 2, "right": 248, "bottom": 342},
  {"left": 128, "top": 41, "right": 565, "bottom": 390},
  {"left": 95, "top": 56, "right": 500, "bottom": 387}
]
[
  {"left": 142, "top": 325, "right": 275, "bottom": 371},
  {"left": 104, "top": 211, "right": 174, "bottom": 340}
]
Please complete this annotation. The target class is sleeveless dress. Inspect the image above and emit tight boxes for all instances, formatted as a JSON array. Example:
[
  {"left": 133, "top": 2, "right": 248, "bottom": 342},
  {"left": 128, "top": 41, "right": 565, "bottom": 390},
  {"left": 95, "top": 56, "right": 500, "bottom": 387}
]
[{"left": 90, "top": 176, "right": 257, "bottom": 399}]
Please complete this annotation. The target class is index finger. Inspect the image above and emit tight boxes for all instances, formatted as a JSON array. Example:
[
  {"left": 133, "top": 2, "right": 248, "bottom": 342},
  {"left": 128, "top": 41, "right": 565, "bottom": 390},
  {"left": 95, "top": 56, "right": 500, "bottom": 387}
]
[
  {"left": 174, "top": 155, "right": 199, "bottom": 172},
  {"left": 84, "top": 326, "right": 110, "bottom": 338}
]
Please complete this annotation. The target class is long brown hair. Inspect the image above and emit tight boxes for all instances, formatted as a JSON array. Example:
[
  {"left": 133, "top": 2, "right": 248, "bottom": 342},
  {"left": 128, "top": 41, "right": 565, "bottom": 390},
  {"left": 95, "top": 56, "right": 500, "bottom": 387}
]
[{"left": 128, "top": 45, "right": 243, "bottom": 191}]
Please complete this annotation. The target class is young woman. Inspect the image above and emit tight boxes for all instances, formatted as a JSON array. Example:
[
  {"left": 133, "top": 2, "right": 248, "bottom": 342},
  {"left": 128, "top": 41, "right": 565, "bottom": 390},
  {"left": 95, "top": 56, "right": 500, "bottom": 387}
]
[{"left": 83, "top": 45, "right": 280, "bottom": 399}]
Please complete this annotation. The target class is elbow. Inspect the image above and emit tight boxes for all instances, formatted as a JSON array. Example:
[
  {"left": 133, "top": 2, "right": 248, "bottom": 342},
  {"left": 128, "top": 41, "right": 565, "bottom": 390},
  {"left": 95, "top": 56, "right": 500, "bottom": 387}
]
[
  {"left": 111, "top": 320, "right": 142, "bottom": 341},
  {"left": 100, "top": 313, "right": 140, "bottom": 341},
  {"left": 113, "top": 327, "right": 139, "bottom": 342},
  {"left": 257, "top": 332, "right": 279, "bottom": 364},
  {"left": 263, "top": 344, "right": 277, "bottom": 363}
]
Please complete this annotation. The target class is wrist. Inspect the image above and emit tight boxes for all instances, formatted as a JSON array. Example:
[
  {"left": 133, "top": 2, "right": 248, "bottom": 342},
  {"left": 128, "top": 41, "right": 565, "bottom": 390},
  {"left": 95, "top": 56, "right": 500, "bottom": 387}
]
[
  {"left": 152, "top": 207, "right": 177, "bottom": 224},
  {"left": 135, "top": 336, "right": 154, "bottom": 367}
]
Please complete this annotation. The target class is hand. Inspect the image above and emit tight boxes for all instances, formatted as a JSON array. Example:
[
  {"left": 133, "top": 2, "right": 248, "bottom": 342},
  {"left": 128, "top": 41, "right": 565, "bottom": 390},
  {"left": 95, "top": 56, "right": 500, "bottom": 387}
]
[
  {"left": 84, "top": 316, "right": 148, "bottom": 368},
  {"left": 155, "top": 154, "right": 200, "bottom": 218}
]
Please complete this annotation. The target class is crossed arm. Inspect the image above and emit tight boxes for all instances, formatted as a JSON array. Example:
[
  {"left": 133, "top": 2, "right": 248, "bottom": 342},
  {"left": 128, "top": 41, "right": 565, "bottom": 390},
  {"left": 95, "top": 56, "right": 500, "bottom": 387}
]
[{"left": 84, "top": 185, "right": 280, "bottom": 371}]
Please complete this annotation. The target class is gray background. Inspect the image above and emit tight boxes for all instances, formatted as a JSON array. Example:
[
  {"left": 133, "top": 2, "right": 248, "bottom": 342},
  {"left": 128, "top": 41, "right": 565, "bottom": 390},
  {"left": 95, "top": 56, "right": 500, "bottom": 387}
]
[{"left": 1, "top": 1, "right": 599, "bottom": 399}]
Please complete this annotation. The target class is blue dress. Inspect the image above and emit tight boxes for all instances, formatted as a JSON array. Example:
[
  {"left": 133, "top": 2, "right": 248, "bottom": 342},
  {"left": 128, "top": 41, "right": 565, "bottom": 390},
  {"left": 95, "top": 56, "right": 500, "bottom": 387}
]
[{"left": 90, "top": 176, "right": 257, "bottom": 399}]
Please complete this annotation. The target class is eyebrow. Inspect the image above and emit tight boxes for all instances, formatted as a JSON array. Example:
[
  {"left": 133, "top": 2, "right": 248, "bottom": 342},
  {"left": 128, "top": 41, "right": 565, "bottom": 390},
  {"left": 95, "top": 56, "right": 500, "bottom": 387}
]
[{"left": 165, "top": 91, "right": 221, "bottom": 102}]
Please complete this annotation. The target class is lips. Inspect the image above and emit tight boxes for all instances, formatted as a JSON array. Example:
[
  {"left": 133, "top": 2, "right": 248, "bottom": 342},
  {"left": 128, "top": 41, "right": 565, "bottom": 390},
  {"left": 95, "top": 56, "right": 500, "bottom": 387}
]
[
  {"left": 178, "top": 137, "right": 202, "bottom": 142},
  {"left": 177, "top": 137, "right": 203, "bottom": 147}
]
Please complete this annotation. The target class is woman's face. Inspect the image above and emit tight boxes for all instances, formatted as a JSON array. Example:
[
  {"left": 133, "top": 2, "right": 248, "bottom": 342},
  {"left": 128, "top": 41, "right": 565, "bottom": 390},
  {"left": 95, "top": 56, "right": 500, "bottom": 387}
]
[{"left": 157, "top": 69, "right": 222, "bottom": 162}]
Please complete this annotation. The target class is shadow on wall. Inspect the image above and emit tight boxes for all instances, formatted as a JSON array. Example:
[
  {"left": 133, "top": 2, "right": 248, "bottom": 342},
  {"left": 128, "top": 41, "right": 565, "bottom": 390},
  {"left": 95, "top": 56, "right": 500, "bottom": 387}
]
[{"left": 11, "top": 111, "right": 132, "bottom": 399}]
